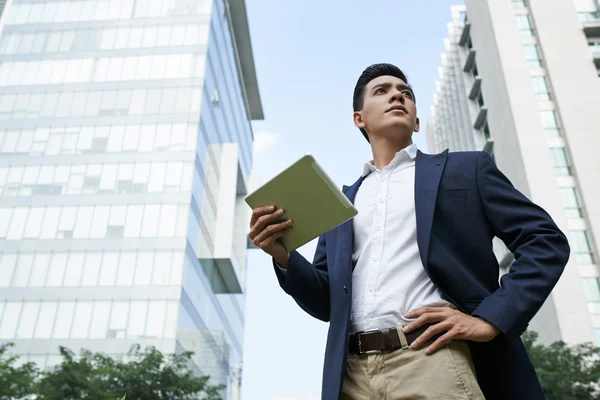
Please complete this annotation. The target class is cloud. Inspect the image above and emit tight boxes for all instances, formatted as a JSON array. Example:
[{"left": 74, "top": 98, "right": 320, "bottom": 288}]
[{"left": 253, "top": 131, "right": 279, "bottom": 154}]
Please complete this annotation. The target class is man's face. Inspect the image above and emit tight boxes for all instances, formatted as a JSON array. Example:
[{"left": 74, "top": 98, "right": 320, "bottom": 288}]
[{"left": 354, "top": 75, "right": 420, "bottom": 141}]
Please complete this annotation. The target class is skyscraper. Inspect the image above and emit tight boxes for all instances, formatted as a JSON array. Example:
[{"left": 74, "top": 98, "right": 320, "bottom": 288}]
[
  {"left": 0, "top": 0, "right": 262, "bottom": 398},
  {"left": 428, "top": 0, "right": 600, "bottom": 346}
]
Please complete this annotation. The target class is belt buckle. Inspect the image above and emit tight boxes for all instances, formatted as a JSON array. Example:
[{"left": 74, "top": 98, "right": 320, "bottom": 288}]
[{"left": 357, "top": 329, "right": 380, "bottom": 355}]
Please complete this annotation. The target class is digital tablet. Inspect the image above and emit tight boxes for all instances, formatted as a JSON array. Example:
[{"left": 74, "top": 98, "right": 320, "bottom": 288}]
[{"left": 245, "top": 155, "right": 358, "bottom": 252}]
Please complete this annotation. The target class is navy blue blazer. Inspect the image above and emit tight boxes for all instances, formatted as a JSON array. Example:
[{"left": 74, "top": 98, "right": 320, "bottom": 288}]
[{"left": 273, "top": 150, "right": 570, "bottom": 400}]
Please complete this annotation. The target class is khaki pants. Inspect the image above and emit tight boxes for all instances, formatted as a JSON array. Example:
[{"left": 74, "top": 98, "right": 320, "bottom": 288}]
[{"left": 341, "top": 329, "right": 485, "bottom": 400}]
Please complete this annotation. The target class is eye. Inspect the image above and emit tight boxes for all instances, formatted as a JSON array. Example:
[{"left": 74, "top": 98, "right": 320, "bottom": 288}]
[
  {"left": 374, "top": 88, "right": 385, "bottom": 94},
  {"left": 403, "top": 90, "right": 413, "bottom": 99}
]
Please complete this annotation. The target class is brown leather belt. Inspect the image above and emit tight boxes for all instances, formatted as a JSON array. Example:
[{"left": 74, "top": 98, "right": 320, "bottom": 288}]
[{"left": 348, "top": 323, "right": 440, "bottom": 355}]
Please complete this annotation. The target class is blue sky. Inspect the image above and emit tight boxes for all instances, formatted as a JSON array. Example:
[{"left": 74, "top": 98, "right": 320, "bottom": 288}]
[{"left": 241, "top": 1, "right": 462, "bottom": 399}]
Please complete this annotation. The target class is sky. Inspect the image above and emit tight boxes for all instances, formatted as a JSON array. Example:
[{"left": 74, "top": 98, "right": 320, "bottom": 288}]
[{"left": 241, "top": 1, "right": 462, "bottom": 399}]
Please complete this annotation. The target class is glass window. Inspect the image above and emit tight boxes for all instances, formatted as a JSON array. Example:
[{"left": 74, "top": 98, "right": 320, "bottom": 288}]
[
  {"left": 571, "top": 231, "right": 595, "bottom": 264},
  {"left": 127, "top": 301, "right": 147, "bottom": 337},
  {"left": 152, "top": 251, "right": 170, "bottom": 285},
  {"left": 158, "top": 205, "right": 177, "bottom": 237},
  {"left": 50, "top": 60, "right": 68, "bottom": 84},
  {"left": 144, "top": 89, "right": 161, "bottom": 115},
  {"left": 107, "top": 0, "right": 122, "bottom": 19},
  {"left": 109, "top": 301, "right": 129, "bottom": 335},
  {"left": 582, "top": 278, "right": 600, "bottom": 302},
  {"left": 56, "top": 92, "right": 73, "bottom": 118},
  {"left": 0, "top": 302, "right": 22, "bottom": 339},
  {"left": 52, "top": 302, "right": 76, "bottom": 339},
  {"left": 142, "top": 26, "right": 158, "bottom": 48},
  {"left": 170, "top": 25, "right": 185, "bottom": 46},
  {"left": 64, "top": 59, "right": 82, "bottom": 84},
  {"left": 138, "top": 125, "right": 156, "bottom": 152},
  {"left": 171, "top": 123, "right": 187, "bottom": 147},
  {"left": 29, "top": 254, "right": 50, "bottom": 287},
  {"left": 108, "top": 206, "right": 127, "bottom": 237},
  {"left": 128, "top": 27, "right": 143, "bottom": 48},
  {"left": 70, "top": 92, "right": 87, "bottom": 117},
  {"left": 16, "top": 130, "right": 34, "bottom": 154},
  {"left": 531, "top": 76, "right": 550, "bottom": 100},
  {"left": 81, "top": 1, "right": 96, "bottom": 20},
  {"left": 184, "top": 25, "right": 198, "bottom": 46},
  {"left": 539, "top": 110, "right": 559, "bottom": 137},
  {"left": 150, "top": 55, "right": 168, "bottom": 80},
  {"left": 129, "top": 89, "right": 146, "bottom": 115},
  {"left": 560, "top": 187, "right": 583, "bottom": 219},
  {"left": 174, "top": 88, "right": 192, "bottom": 114},
  {"left": 148, "top": 163, "right": 166, "bottom": 193},
  {"left": 40, "top": 207, "right": 60, "bottom": 239},
  {"left": 512, "top": 0, "right": 526, "bottom": 7},
  {"left": 99, "top": 252, "right": 119, "bottom": 286},
  {"left": 16, "top": 302, "right": 40, "bottom": 339},
  {"left": 549, "top": 147, "right": 570, "bottom": 176},
  {"left": 165, "top": 162, "right": 183, "bottom": 189},
  {"left": 516, "top": 15, "right": 533, "bottom": 36},
  {"left": 141, "top": 205, "right": 161, "bottom": 237},
  {"left": 524, "top": 45, "right": 542, "bottom": 68},
  {"left": 136, "top": 55, "right": 152, "bottom": 80},
  {"left": 180, "top": 54, "right": 193, "bottom": 78},
  {"left": 23, "top": 208, "right": 44, "bottom": 239},
  {"left": 74, "top": 207, "right": 94, "bottom": 238},
  {"left": 0, "top": 254, "right": 17, "bottom": 287},
  {"left": 163, "top": 301, "right": 179, "bottom": 338},
  {"left": 146, "top": 301, "right": 166, "bottom": 337},
  {"left": 133, "top": 252, "right": 152, "bottom": 286},
  {"left": 90, "top": 206, "right": 110, "bottom": 238},
  {"left": 124, "top": 205, "right": 144, "bottom": 237},
  {"left": 7, "top": 209, "right": 28, "bottom": 240},
  {"left": 58, "top": 207, "right": 77, "bottom": 238},
  {"left": 34, "top": 302, "right": 58, "bottom": 339},
  {"left": 84, "top": 92, "right": 102, "bottom": 116},
  {"left": 115, "top": 91, "right": 132, "bottom": 114},
  {"left": 117, "top": 252, "right": 136, "bottom": 286},
  {"left": 89, "top": 301, "right": 111, "bottom": 339},
  {"left": 164, "top": 54, "right": 182, "bottom": 79},
  {"left": 71, "top": 302, "right": 93, "bottom": 338},
  {"left": 121, "top": 57, "right": 138, "bottom": 81},
  {"left": 170, "top": 252, "right": 184, "bottom": 285},
  {"left": 81, "top": 252, "right": 101, "bottom": 286},
  {"left": 157, "top": 25, "right": 171, "bottom": 47},
  {"left": 46, "top": 254, "right": 67, "bottom": 287},
  {"left": 63, "top": 253, "right": 84, "bottom": 287},
  {"left": 95, "top": 0, "right": 109, "bottom": 21},
  {"left": 101, "top": 29, "right": 116, "bottom": 49},
  {"left": 107, "top": 57, "right": 124, "bottom": 81},
  {"left": 17, "top": 33, "right": 35, "bottom": 54},
  {"left": 160, "top": 88, "right": 176, "bottom": 114},
  {"left": 12, "top": 254, "right": 33, "bottom": 287},
  {"left": 99, "top": 165, "right": 117, "bottom": 192}
]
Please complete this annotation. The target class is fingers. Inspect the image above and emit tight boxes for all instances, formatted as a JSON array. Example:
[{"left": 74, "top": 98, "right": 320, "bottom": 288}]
[
  {"left": 252, "top": 219, "right": 293, "bottom": 247},
  {"left": 249, "top": 205, "right": 275, "bottom": 228},
  {"left": 257, "top": 226, "right": 293, "bottom": 251},
  {"left": 410, "top": 321, "right": 451, "bottom": 349},
  {"left": 402, "top": 311, "right": 446, "bottom": 333},
  {"left": 248, "top": 208, "right": 285, "bottom": 239},
  {"left": 403, "top": 306, "right": 451, "bottom": 320},
  {"left": 425, "top": 331, "right": 455, "bottom": 355}
]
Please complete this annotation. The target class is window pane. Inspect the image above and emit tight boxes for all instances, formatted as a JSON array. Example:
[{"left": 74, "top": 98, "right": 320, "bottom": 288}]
[
  {"left": 46, "top": 253, "right": 67, "bottom": 287},
  {"left": 133, "top": 251, "right": 152, "bottom": 286},
  {"left": 90, "top": 206, "right": 110, "bottom": 238},
  {"left": 53, "top": 302, "right": 76, "bottom": 339},
  {"left": 99, "top": 253, "right": 119, "bottom": 286},
  {"left": 23, "top": 208, "right": 44, "bottom": 239},
  {"left": 109, "top": 301, "right": 129, "bottom": 334},
  {"left": 0, "top": 302, "right": 22, "bottom": 339},
  {"left": 40, "top": 207, "right": 60, "bottom": 239},
  {"left": 12, "top": 254, "right": 33, "bottom": 287},
  {"left": 71, "top": 302, "right": 93, "bottom": 338},
  {"left": 6, "top": 209, "right": 29, "bottom": 240},
  {"left": 34, "top": 302, "right": 58, "bottom": 339},
  {"left": 158, "top": 204, "right": 177, "bottom": 237},
  {"left": 124, "top": 205, "right": 144, "bottom": 237},
  {"left": 81, "top": 252, "right": 101, "bottom": 286},
  {"left": 583, "top": 278, "right": 600, "bottom": 302},
  {"left": 89, "top": 301, "right": 111, "bottom": 339},
  {"left": 29, "top": 254, "right": 50, "bottom": 287},
  {"left": 127, "top": 301, "right": 147, "bottom": 337},
  {"left": 16, "top": 302, "right": 40, "bottom": 339},
  {"left": 74, "top": 207, "right": 94, "bottom": 238},
  {"left": 146, "top": 301, "right": 166, "bottom": 337},
  {"left": 0, "top": 209, "right": 13, "bottom": 238},
  {"left": 63, "top": 253, "right": 85, "bottom": 286},
  {"left": 164, "top": 301, "right": 179, "bottom": 338},
  {"left": 116, "top": 252, "right": 136, "bottom": 286},
  {"left": 0, "top": 254, "right": 17, "bottom": 287},
  {"left": 141, "top": 205, "right": 160, "bottom": 237}
]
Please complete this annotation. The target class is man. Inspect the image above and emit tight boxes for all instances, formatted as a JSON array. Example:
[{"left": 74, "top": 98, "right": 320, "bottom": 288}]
[{"left": 248, "top": 63, "right": 569, "bottom": 399}]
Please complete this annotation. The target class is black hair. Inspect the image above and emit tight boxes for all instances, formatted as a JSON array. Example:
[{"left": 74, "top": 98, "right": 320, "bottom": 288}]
[{"left": 352, "top": 63, "right": 415, "bottom": 142}]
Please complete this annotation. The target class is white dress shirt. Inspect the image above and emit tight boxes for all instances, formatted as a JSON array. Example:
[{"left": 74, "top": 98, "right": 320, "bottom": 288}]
[{"left": 350, "top": 144, "right": 449, "bottom": 333}]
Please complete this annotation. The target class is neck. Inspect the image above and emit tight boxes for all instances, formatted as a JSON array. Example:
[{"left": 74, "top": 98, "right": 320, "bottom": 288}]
[{"left": 369, "top": 135, "right": 413, "bottom": 170}]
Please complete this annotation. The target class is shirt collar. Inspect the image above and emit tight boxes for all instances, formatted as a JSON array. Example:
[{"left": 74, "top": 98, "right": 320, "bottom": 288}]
[{"left": 362, "top": 143, "right": 418, "bottom": 177}]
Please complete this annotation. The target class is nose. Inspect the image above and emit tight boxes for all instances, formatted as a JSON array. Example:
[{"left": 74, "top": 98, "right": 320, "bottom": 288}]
[{"left": 390, "top": 91, "right": 405, "bottom": 104}]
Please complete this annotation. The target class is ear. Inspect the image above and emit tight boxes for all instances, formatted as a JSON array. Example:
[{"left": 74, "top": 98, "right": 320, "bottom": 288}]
[
  {"left": 353, "top": 111, "right": 366, "bottom": 129},
  {"left": 414, "top": 117, "right": 420, "bottom": 133}
]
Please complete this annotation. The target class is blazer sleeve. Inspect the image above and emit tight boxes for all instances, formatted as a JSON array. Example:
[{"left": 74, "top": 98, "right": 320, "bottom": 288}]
[
  {"left": 273, "top": 233, "right": 330, "bottom": 322},
  {"left": 471, "top": 152, "right": 570, "bottom": 341}
]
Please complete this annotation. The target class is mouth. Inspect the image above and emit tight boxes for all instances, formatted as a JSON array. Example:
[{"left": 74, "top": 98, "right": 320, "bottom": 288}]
[{"left": 387, "top": 105, "right": 408, "bottom": 114}]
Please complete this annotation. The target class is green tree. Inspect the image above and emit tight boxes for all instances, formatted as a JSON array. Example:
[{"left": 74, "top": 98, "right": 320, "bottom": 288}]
[
  {"left": 0, "top": 343, "right": 38, "bottom": 400},
  {"left": 523, "top": 331, "right": 600, "bottom": 400},
  {"left": 36, "top": 345, "right": 224, "bottom": 400}
]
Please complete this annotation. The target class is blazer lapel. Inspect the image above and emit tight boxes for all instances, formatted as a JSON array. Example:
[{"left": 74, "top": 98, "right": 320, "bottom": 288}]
[
  {"left": 415, "top": 149, "right": 448, "bottom": 271},
  {"left": 339, "top": 176, "right": 365, "bottom": 273}
]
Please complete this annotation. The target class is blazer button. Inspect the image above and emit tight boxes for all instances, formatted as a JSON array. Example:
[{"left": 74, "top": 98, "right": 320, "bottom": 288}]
[{"left": 343, "top": 285, "right": 348, "bottom": 294}]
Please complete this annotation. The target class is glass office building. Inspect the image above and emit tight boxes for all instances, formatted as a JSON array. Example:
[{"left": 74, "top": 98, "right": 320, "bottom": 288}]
[{"left": 0, "top": 0, "right": 263, "bottom": 398}]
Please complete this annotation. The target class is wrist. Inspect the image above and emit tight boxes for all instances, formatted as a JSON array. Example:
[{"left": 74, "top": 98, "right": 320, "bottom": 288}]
[{"left": 274, "top": 252, "right": 290, "bottom": 268}]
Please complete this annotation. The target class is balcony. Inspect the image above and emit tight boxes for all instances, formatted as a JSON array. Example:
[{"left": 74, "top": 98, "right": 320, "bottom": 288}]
[
  {"left": 463, "top": 49, "right": 476, "bottom": 72},
  {"left": 483, "top": 138, "right": 494, "bottom": 154},
  {"left": 581, "top": 12, "right": 600, "bottom": 36},
  {"left": 474, "top": 107, "right": 488, "bottom": 130},
  {"left": 468, "top": 77, "right": 482, "bottom": 100},
  {"left": 459, "top": 22, "right": 471, "bottom": 46},
  {"left": 196, "top": 143, "right": 254, "bottom": 294}
]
